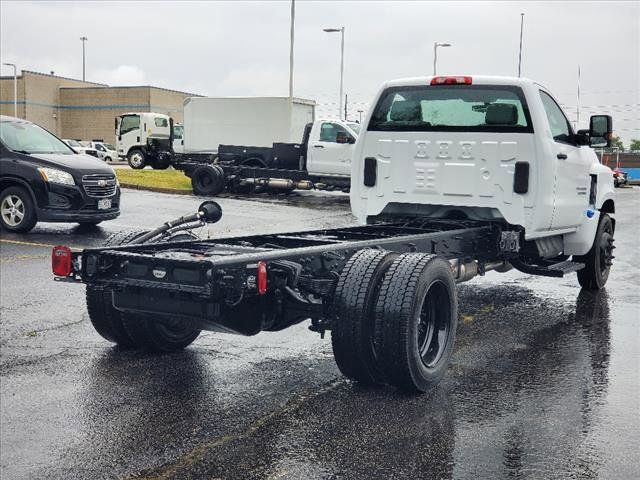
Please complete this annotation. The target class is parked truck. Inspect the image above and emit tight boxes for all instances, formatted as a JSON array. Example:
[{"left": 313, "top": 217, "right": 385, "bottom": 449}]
[
  {"left": 53, "top": 75, "right": 616, "bottom": 393},
  {"left": 115, "top": 112, "right": 174, "bottom": 170},
  {"left": 177, "top": 118, "right": 358, "bottom": 195}
]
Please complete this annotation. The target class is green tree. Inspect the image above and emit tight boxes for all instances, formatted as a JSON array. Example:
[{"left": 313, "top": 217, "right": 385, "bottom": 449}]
[
  {"left": 630, "top": 139, "right": 640, "bottom": 151},
  {"left": 605, "top": 136, "right": 625, "bottom": 152}
]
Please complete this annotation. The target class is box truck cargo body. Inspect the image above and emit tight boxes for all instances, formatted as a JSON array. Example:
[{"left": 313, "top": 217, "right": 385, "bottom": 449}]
[{"left": 183, "top": 97, "right": 316, "bottom": 154}]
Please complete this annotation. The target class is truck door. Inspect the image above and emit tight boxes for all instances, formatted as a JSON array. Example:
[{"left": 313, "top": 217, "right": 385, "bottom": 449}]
[
  {"left": 117, "top": 114, "right": 141, "bottom": 157},
  {"left": 538, "top": 91, "right": 590, "bottom": 229},
  {"left": 307, "top": 122, "right": 353, "bottom": 176}
]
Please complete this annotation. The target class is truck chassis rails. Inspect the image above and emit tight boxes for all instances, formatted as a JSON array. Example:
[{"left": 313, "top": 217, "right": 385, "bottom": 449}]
[{"left": 69, "top": 218, "right": 504, "bottom": 336}]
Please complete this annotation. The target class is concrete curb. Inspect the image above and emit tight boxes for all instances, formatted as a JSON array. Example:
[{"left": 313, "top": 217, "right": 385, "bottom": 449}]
[{"left": 119, "top": 183, "right": 192, "bottom": 195}]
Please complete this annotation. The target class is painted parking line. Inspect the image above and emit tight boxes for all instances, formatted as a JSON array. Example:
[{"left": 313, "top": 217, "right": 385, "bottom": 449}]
[{"left": 0, "top": 239, "right": 86, "bottom": 250}]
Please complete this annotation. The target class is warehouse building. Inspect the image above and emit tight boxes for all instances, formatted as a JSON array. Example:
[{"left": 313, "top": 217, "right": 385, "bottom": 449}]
[{"left": 0, "top": 70, "right": 198, "bottom": 145}]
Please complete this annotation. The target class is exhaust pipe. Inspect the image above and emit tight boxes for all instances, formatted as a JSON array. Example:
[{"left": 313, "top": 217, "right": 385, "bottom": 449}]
[{"left": 450, "top": 259, "right": 512, "bottom": 283}]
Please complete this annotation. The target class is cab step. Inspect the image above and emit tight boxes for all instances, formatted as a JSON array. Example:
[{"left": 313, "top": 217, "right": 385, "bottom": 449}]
[{"left": 510, "top": 258, "right": 585, "bottom": 278}]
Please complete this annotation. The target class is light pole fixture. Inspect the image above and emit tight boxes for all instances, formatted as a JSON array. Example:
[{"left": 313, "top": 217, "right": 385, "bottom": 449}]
[
  {"left": 80, "top": 36, "right": 88, "bottom": 81},
  {"left": 323, "top": 26, "right": 345, "bottom": 120},
  {"left": 2, "top": 63, "right": 17, "bottom": 117},
  {"left": 357, "top": 109, "right": 364, "bottom": 123},
  {"left": 433, "top": 42, "right": 451, "bottom": 76}
]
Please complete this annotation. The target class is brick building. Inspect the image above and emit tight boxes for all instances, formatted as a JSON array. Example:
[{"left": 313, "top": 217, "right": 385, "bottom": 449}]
[{"left": 0, "top": 70, "right": 199, "bottom": 145}]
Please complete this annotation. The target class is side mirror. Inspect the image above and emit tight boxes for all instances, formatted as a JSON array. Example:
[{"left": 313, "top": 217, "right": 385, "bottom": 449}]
[
  {"left": 589, "top": 115, "right": 613, "bottom": 148},
  {"left": 198, "top": 201, "right": 222, "bottom": 224},
  {"left": 348, "top": 135, "right": 356, "bottom": 144}
]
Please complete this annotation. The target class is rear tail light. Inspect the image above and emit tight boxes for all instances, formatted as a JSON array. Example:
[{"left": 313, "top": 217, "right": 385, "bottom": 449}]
[
  {"left": 431, "top": 76, "right": 472, "bottom": 85},
  {"left": 52, "top": 246, "right": 73, "bottom": 276},
  {"left": 257, "top": 261, "right": 268, "bottom": 295}
]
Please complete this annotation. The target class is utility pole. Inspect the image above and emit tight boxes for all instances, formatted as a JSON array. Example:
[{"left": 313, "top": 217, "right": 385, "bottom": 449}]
[
  {"left": 576, "top": 64, "right": 581, "bottom": 129},
  {"left": 288, "top": 0, "right": 295, "bottom": 99},
  {"left": 344, "top": 94, "right": 347, "bottom": 121},
  {"left": 357, "top": 109, "right": 363, "bottom": 123},
  {"left": 433, "top": 42, "right": 451, "bottom": 76},
  {"left": 518, "top": 13, "right": 524, "bottom": 77},
  {"left": 323, "top": 27, "right": 345, "bottom": 119},
  {"left": 80, "top": 36, "right": 88, "bottom": 81},
  {"left": 2, "top": 63, "right": 17, "bottom": 117}
]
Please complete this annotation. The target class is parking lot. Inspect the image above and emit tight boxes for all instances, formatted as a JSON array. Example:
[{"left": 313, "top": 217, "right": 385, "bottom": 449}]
[{"left": 0, "top": 187, "right": 637, "bottom": 479}]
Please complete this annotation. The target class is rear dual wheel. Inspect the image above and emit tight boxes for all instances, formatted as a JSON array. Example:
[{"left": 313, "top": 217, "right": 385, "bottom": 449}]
[
  {"left": 191, "top": 165, "right": 225, "bottom": 196},
  {"left": 86, "top": 230, "right": 201, "bottom": 351},
  {"left": 330, "top": 250, "right": 457, "bottom": 393}
]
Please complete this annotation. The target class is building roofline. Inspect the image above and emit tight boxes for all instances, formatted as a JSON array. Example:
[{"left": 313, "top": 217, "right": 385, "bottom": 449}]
[
  {"left": 59, "top": 84, "right": 202, "bottom": 97},
  {"left": 0, "top": 69, "right": 107, "bottom": 86}
]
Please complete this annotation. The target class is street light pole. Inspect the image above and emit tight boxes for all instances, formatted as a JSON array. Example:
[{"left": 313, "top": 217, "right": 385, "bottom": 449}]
[
  {"left": 433, "top": 42, "right": 451, "bottom": 76},
  {"left": 518, "top": 13, "right": 524, "bottom": 77},
  {"left": 289, "top": 0, "right": 295, "bottom": 99},
  {"left": 80, "top": 36, "right": 88, "bottom": 81},
  {"left": 2, "top": 63, "right": 17, "bottom": 117},
  {"left": 323, "top": 26, "right": 345, "bottom": 120}
]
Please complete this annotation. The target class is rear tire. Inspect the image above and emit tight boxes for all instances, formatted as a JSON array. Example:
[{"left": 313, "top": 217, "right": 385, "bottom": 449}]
[
  {"left": 374, "top": 253, "right": 458, "bottom": 393},
  {"left": 151, "top": 156, "right": 171, "bottom": 170},
  {"left": 86, "top": 230, "right": 149, "bottom": 347},
  {"left": 127, "top": 149, "right": 146, "bottom": 169},
  {"left": 191, "top": 165, "right": 225, "bottom": 196},
  {"left": 330, "top": 249, "right": 398, "bottom": 385},
  {"left": 86, "top": 230, "right": 201, "bottom": 351},
  {"left": 0, "top": 186, "right": 38, "bottom": 233},
  {"left": 575, "top": 213, "right": 614, "bottom": 290}
]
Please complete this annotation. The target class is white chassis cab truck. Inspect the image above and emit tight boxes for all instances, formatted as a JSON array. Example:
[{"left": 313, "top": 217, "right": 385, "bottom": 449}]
[
  {"left": 115, "top": 112, "right": 174, "bottom": 170},
  {"left": 53, "top": 75, "right": 615, "bottom": 393},
  {"left": 174, "top": 118, "right": 357, "bottom": 195}
]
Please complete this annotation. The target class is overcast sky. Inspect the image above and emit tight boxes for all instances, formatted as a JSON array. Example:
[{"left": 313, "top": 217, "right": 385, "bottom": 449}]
[{"left": 1, "top": 1, "right": 638, "bottom": 143}]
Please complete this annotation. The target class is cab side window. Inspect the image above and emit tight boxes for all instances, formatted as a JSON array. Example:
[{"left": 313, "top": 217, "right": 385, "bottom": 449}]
[
  {"left": 154, "top": 117, "right": 168, "bottom": 128},
  {"left": 539, "top": 91, "right": 572, "bottom": 144},
  {"left": 319, "top": 122, "right": 350, "bottom": 143},
  {"left": 120, "top": 115, "right": 140, "bottom": 135}
]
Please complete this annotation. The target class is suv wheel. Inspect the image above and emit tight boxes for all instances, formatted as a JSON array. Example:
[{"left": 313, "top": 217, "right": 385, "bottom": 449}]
[{"left": 0, "top": 186, "right": 37, "bottom": 232}]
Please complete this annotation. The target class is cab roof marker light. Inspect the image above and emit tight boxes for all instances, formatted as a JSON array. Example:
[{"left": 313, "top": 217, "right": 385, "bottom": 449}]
[{"left": 430, "top": 76, "right": 472, "bottom": 85}]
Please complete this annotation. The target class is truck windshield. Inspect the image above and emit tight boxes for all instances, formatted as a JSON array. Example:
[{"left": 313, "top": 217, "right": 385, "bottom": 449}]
[
  {"left": 369, "top": 85, "right": 533, "bottom": 133},
  {"left": 0, "top": 121, "right": 74, "bottom": 154}
]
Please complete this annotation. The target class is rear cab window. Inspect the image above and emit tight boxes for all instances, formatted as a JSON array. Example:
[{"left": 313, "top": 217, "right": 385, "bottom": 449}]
[{"left": 368, "top": 85, "right": 533, "bottom": 133}]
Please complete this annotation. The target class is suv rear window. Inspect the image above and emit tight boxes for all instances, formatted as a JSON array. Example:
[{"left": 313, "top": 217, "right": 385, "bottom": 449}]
[{"left": 369, "top": 85, "right": 533, "bottom": 133}]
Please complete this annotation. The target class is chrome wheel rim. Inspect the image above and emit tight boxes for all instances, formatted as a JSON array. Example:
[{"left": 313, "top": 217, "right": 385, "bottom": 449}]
[
  {"left": 1, "top": 195, "right": 25, "bottom": 226},
  {"left": 129, "top": 152, "right": 144, "bottom": 167}
]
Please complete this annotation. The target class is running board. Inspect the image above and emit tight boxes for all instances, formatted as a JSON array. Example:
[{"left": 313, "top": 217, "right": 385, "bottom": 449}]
[{"left": 510, "top": 259, "right": 585, "bottom": 278}]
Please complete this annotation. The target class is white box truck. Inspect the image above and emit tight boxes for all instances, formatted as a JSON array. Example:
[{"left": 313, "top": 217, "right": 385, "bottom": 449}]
[{"left": 182, "top": 97, "right": 316, "bottom": 153}]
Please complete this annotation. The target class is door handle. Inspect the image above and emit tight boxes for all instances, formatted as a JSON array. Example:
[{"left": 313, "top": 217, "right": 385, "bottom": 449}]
[
  {"left": 557, "top": 153, "right": 567, "bottom": 160},
  {"left": 313, "top": 145, "right": 324, "bottom": 149}
]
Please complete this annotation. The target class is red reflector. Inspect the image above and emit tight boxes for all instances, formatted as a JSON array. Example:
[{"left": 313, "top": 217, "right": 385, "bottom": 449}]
[
  {"left": 430, "top": 76, "right": 472, "bottom": 85},
  {"left": 257, "top": 261, "right": 268, "bottom": 295},
  {"left": 52, "top": 245, "right": 72, "bottom": 276}
]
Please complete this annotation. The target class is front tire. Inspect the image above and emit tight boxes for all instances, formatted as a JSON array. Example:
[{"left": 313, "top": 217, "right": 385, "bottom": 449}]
[
  {"left": 0, "top": 186, "right": 37, "bottom": 233},
  {"left": 575, "top": 213, "right": 614, "bottom": 290},
  {"left": 374, "top": 253, "right": 458, "bottom": 393},
  {"left": 127, "top": 149, "right": 146, "bottom": 169}
]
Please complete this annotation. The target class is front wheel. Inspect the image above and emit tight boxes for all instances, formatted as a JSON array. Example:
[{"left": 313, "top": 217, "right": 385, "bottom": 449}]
[
  {"left": 127, "top": 149, "right": 146, "bottom": 169},
  {"left": 0, "top": 186, "right": 38, "bottom": 233},
  {"left": 575, "top": 213, "right": 614, "bottom": 290}
]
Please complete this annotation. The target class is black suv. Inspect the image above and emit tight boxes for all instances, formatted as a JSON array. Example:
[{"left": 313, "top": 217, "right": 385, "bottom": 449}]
[{"left": 0, "top": 116, "right": 120, "bottom": 232}]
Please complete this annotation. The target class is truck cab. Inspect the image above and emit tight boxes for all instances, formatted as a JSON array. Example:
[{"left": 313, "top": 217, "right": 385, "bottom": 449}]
[
  {"left": 351, "top": 75, "right": 615, "bottom": 257},
  {"left": 115, "top": 112, "right": 173, "bottom": 169},
  {"left": 305, "top": 119, "right": 358, "bottom": 177}
]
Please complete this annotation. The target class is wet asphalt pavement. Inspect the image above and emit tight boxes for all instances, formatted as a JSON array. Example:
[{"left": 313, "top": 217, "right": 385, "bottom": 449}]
[{"left": 1, "top": 188, "right": 639, "bottom": 480}]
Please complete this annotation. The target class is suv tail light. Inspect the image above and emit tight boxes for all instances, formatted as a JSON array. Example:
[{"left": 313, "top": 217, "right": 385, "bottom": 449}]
[
  {"left": 431, "top": 76, "right": 472, "bottom": 85},
  {"left": 52, "top": 246, "right": 73, "bottom": 276},
  {"left": 257, "top": 261, "right": 268, "bottom": 295}
]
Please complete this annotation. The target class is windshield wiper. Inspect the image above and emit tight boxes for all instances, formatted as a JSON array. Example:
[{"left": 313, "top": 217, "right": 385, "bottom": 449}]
[{"left": 12, "top": 149, "right": 32, "bottom": 154}]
